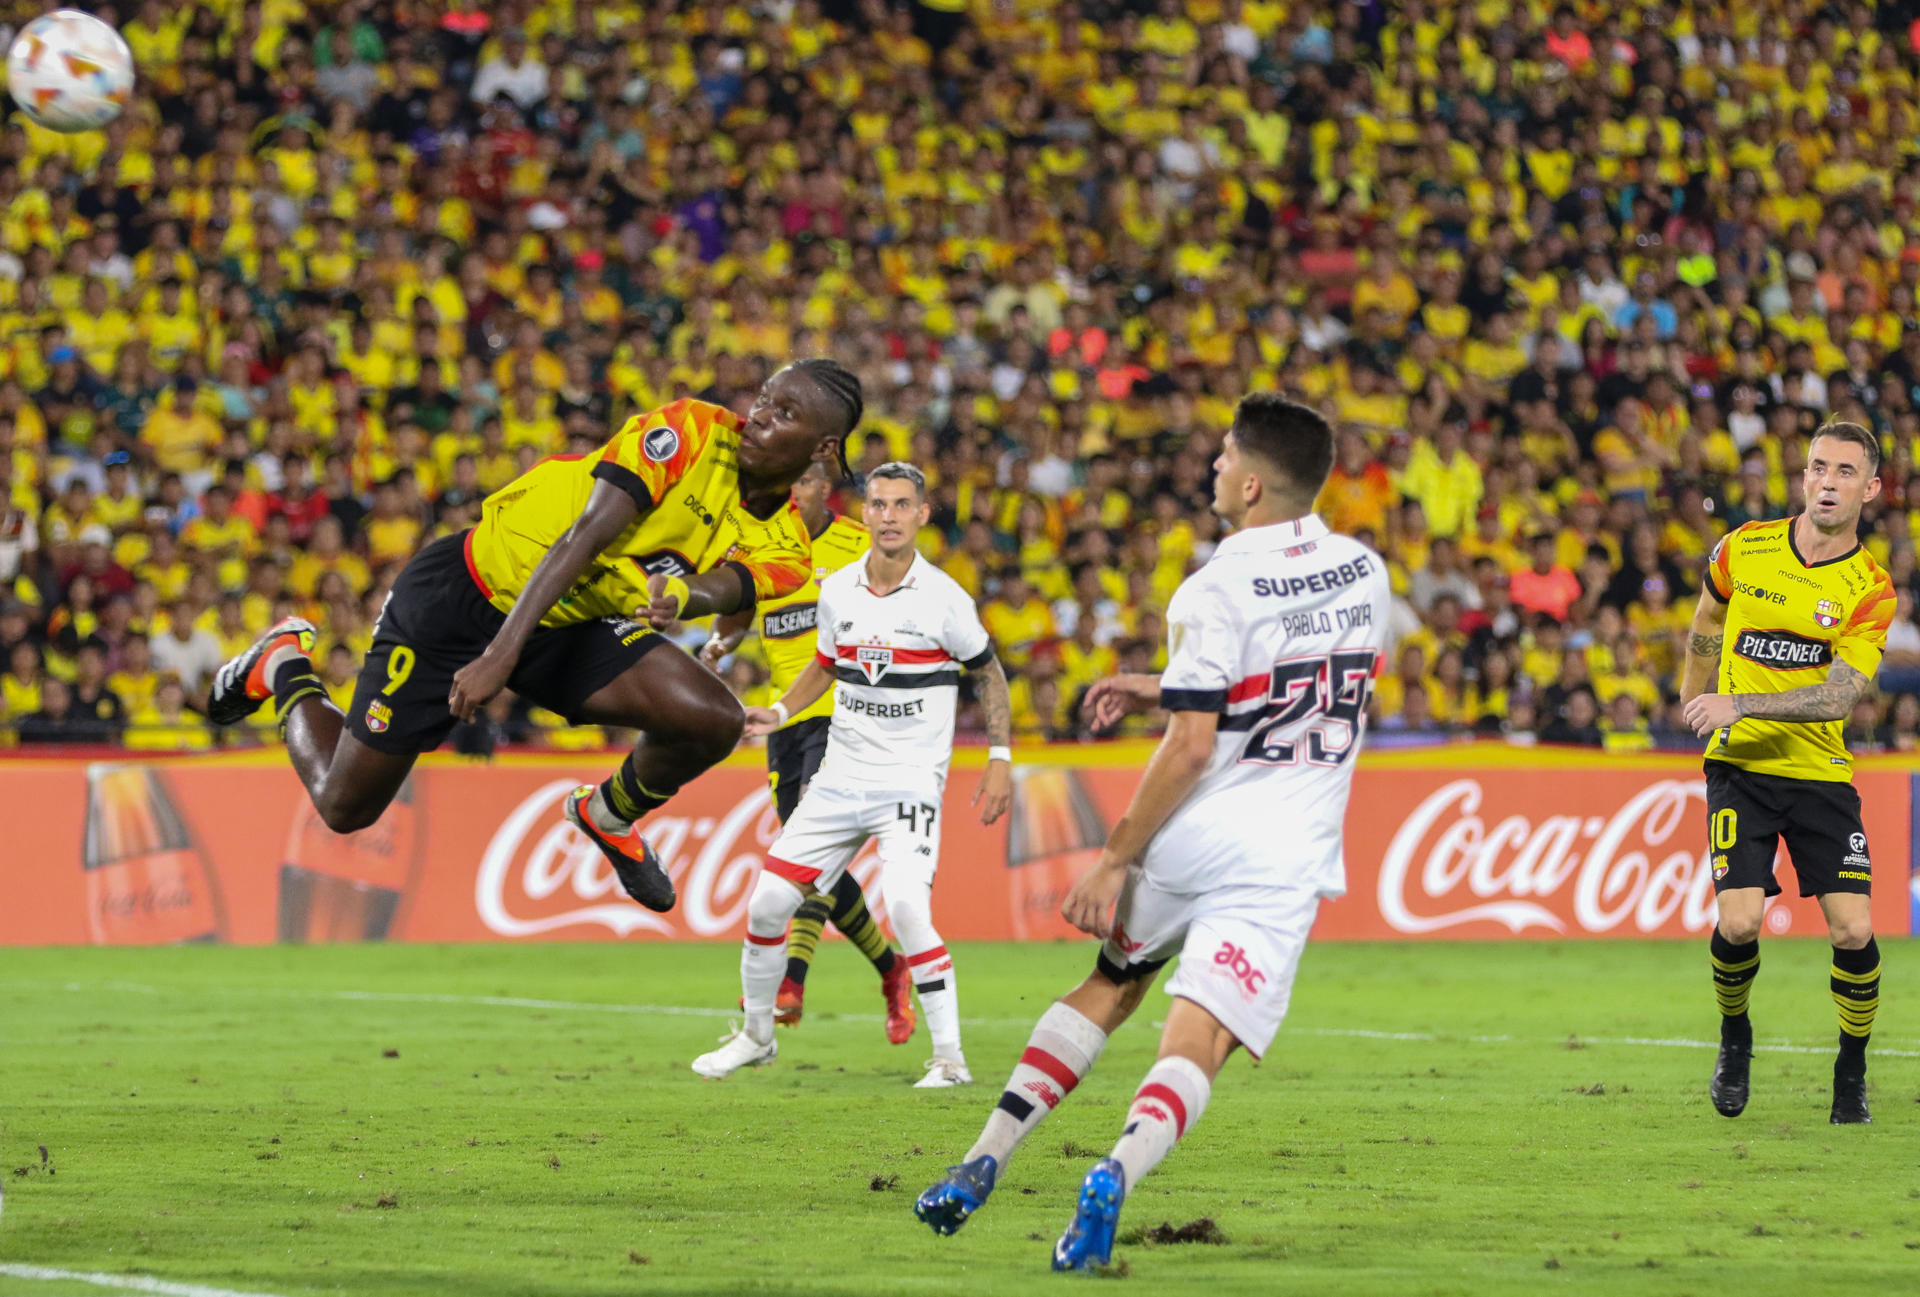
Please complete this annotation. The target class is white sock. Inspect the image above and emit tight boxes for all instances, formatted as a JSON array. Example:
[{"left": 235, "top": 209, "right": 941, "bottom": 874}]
[
  {"left": 966, "top": 1001, "right": 1108, "bottom": 1168},
  {"left": 587, "top": 785, "right": 631, "bottom": 835},
  {"left": 1108, "top": 1056, "right": 1211, "bottom": 1190},
  {"left": 739, "top": 873, "right": 800, "bottom": 1045},
  {"left": 740, "top": 933, "right": 783, "bottom": 1045},
  {"left": 906, "top": 941, "right": 962, "bottom": 1062}
]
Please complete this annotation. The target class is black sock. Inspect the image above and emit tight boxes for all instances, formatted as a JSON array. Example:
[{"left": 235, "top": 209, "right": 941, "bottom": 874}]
[
  {"left": 1710, "top": 930, "right": 1759, "bottom": 1047},
  {"left": 784, "top": 897, "right": 832, "bottom": 986},
  {"left": 599, "top": 748, "right": 671, "bottom": 824},
  {"left": 828, "top": 871, "right": 896, "bottom": 974},
  {"left": 271, "top": 657, "right": 326, "bottom": 714},
  {"left": 1832, "top": 937, "right": 1880, "bottom": 1064}
]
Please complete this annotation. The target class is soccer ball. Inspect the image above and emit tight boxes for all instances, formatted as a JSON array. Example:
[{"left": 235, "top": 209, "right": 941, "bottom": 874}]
[{"left": 7, "top": 9, "right": 133, "bottom": 133}]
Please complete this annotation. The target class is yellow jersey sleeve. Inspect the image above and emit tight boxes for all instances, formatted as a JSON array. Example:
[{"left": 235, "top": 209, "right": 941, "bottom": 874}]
[
  {"left": 590, "top": 398, "right": 737, "bottom": 509},
  {"left": 1835, "top": 568, "right": 1896, "bottom": 678}
]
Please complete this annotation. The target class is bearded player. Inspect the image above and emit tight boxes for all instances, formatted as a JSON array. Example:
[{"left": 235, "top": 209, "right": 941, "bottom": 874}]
[
  {"left": 915, "top": 395, "right": 1390, "bottom": 1270},
  {"left": 702, "top": 460, "right": 916, "bottom": 1044},
  {"left": 207, "top": 361, "right": 863, "bottom": 913},
  {"left": 692, "top": 462, "right": 1014, "bottom": 1088},
  {"left": 1681, "top": 421, "right": 1895, "bottom": 1125}
]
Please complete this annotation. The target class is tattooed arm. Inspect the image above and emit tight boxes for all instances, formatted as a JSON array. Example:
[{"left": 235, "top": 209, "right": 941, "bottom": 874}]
[
  {"left": 1678, "top": 582, "right": 1728, "bottom": 705},
  {"left": 970, "top": 655, "right": 1014, "bottom": 825},
  {"left": 1729, "top": 659, "right": 1872, "bottom": 723}
]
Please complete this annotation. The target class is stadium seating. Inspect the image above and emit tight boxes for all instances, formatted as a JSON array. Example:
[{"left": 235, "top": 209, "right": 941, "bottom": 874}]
[{"left": 2, "top": 0, "right": 1919, "bottom": 752}]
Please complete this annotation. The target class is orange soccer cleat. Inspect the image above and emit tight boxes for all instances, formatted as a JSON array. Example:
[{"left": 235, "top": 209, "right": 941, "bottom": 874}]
[{"left": 881, "top": 959, "right": 917, "bottom": 1045}]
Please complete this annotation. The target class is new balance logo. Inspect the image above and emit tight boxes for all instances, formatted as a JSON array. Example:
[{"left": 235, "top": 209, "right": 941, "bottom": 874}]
[
  {"left": 1023, "top": 1080, "right": 1061, "bottom": 1107},
  {"left": 1135, "top": 1102, "right": 1171, "bottom": 1124}
]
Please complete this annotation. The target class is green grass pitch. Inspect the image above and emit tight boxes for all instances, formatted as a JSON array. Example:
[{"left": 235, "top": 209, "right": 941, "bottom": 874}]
[{"left": 1, "top": 939, "right": 1916, "bottom": 1296}]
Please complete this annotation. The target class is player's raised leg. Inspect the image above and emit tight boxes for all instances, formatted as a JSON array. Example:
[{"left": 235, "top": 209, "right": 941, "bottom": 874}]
[
  {"left": 915, "top": 966, "right": 1143, "bottom": 1235},
  {"left": 562, "top": 644, "right": 747, "bottom": 911},
  {"left": 1821, "top": 890, "right": 1879, "bottom": 1124}
]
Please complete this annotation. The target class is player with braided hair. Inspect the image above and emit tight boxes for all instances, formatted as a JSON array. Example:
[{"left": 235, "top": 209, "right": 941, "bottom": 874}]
[{"left": 209, "top": 361, "right": 862, "bottom": 913}]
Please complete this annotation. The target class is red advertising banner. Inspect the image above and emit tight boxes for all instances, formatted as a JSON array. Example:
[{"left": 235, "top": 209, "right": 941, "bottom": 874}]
[{"left": 0, "top": 750, "right": 1910, "bottom": 945}]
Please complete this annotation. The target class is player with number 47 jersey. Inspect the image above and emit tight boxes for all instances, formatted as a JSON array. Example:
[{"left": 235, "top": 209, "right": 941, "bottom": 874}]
[
  {"left": 916, "top": 395, "right": 1390, "bottom": 1273},
  {"left": 693, "top": 462, "right": 1016, "bottom": 1090}
]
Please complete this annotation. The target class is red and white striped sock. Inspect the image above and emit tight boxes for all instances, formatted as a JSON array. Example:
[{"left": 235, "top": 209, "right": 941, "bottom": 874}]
[
  {"left": 905, "top": 942, "right": 962, "bottom": 1061},
  {"left": 1108, "top": 1056, "right": 1211, "bottom": 1190},
  {"left": 965, "top": 1002, "right": 1108, "bottom": 1168}
]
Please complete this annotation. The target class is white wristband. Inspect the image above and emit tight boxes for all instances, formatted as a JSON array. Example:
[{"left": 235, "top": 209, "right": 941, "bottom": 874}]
[
  {"left": 988, "top": 745, "right": 1012, "bottom": 764},
  {"left": 771, "top": 701, "right": 790, "bottom": 726}
]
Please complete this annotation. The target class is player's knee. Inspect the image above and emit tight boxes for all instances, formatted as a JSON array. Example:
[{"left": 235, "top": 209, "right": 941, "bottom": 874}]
[
  {"left": 1717, "top": 911, "right": 1763, "bottom": 945},
  {"left": 887, "top": 894, "right": 937, "bottom": 950},
  {"left": 1829, "top": 917, "right": 1874, "bottom": 950},
  {"left": 315, "top": 788, "right": 382, "bottom": 836},
  {"left": 678, "top": 692, "right": 744, "bottom": 765},
  {"left": 747, "top": 873, "right": 803, "bottom": 935}
]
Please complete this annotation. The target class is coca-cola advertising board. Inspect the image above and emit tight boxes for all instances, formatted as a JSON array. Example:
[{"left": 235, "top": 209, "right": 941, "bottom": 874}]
[{"left": 0, "top": 750, "right": 1911, "bottom": 945}]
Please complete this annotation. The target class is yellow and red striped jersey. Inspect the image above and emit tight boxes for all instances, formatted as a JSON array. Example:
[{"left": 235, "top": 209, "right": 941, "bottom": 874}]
[
  {"left": 465, "top": 398, "right": 812, "bottom": 627},
  {"left": 757, "top": 513, "right": 869, "bottom": 728},
  {"left": 1704, "top": 516, "right": 1895, "bottom": 782}
]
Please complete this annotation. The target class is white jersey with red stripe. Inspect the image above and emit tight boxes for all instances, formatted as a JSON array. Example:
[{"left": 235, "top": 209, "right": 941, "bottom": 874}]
[
  {"left": 809, "top": 548, "right": 994, "bottom": 788},
  {"left": 1147, "top": 513, "right": 1391, "bottom": 897}
]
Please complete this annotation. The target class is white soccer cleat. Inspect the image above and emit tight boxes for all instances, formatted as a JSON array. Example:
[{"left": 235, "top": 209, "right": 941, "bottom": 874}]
[
  {"left": 913, "top": 1056, "right": 973, "bottom": 1088},
  {"left": 691, "top": 1025, "right": 777, "bottom": 1079}
]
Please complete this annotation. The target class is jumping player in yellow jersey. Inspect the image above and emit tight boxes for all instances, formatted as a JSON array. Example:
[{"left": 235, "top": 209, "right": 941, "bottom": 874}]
[
  {"left": 1680, "top": 421, "right": 1896, "bottom": 1125},
  {"left": 702, "top": 461, "right": 917, "bottom": 1045},
  {"left": 207, "top": 361, "right": 864, "bottom": 914}
]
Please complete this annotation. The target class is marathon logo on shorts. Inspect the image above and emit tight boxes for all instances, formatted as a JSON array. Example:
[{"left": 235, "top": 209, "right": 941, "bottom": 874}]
[
  {"left": 1733, "top": 629, "right": 1831, "bottom": 670},
  {"left": 607, "top": 615, "right": 649, "bottom": 646},
  {"left": 641, "top": 425, "right": 679, "bottom": 462},
  {"left": 364, "top": 698, "right": 392, "bottom": 733},
  {"left": 763, "top": 603, "right": 817, "bottom": 639},
  {"left": 855, "top": 645, "right": 893, "bottom": 683},
  {"left": 1815, "top": 599, "right": 1842, "bottom": 629}
]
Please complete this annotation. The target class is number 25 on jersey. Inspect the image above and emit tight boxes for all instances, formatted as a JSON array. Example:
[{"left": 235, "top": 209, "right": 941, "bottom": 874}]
[{"left": 1238, "top": 649, "right": 1378, "bottom": 768}]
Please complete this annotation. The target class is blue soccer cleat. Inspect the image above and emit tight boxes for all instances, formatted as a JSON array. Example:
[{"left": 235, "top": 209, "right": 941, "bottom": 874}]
[
  {"left": 1051, "top": 1157, "right": 1126, "bottom": 1272},
  {"left": 913, "top": 1155, "right": 997, "bottom": 1235}
]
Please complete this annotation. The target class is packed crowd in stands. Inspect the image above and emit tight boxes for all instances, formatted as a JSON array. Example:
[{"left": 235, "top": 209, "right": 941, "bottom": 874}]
[{"left": 6, "top": 0, "right": 1920, "bottom": 753}]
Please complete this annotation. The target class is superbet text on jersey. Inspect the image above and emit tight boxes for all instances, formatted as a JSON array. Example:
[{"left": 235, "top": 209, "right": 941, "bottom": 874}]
[{"left": 1150, "top": 515, "right": 1392, "bottom": 897}]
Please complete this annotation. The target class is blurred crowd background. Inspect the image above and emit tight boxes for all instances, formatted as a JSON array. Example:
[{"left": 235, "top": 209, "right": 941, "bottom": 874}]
[{"left": 6, "top": 0, "right": 1920, "bottom": 754}]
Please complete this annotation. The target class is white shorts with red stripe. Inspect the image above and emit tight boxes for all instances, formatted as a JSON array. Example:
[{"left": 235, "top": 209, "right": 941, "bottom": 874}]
[
  {"left": 1100, "top": 874, "right": 1321, "bottom": 1059},
  {"left": 761, "top": 778, "right": 943, "bottom": 909}
]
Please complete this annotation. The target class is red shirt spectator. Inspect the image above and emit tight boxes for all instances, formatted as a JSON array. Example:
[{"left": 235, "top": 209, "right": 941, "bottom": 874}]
[{"left": 1509, "top": 534, "right": 1583, "bottom": 623}]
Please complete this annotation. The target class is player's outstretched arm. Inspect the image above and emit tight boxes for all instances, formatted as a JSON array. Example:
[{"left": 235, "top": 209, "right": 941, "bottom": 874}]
[
  {"left": 970, "top": 656, "right": 1013, "bottom": 825},
  {"left": 743, "top": 658, "right": 834, "bottom": 738},
  {"left": 450, "top": 480, "right": 641, "bottom": 721},
  {"left": 1080, "top": 673, "right": 1162, "bottom": 734},
  {"left": 1677, "top": 584, "right": 1727, "bottom": 706},
  {"left": 1061, "top": 709, "right": 1216, "bottom": 938}
]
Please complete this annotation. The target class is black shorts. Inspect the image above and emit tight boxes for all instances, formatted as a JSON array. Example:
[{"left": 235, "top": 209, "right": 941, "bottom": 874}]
[
  {"left": 346, "top": 531, "right": 666, "bottom": 756},
  {"left": 1703, "top": 760, "right": 1873, "bottom": 899},
  {"left": 766, "top": 715, "right": 831, "bottom": 823}
]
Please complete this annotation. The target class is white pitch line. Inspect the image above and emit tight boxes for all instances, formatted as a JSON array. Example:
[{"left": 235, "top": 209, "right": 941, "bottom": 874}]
[
  {"left": 0, "top": 1263, "right": 289, "bottom": 1297},
  {"left": 19, "top": 982, "right": 1920, "bottom": 1057}
]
